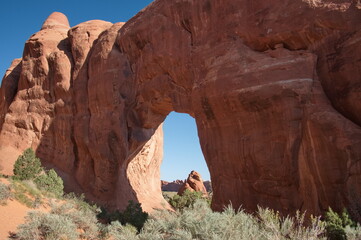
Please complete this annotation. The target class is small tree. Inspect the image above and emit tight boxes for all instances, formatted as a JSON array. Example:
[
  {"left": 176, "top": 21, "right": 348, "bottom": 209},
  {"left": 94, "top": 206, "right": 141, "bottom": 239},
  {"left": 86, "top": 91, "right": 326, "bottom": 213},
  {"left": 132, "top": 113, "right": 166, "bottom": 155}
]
[
  {"left": 34, "top": 169, "right": 64, "bottom": 197},
  {"left": 325, "top": 207, "right": 356, "bottom": 240},
  {"left": 168, "top": 189, "right": 205, "bottom": 211},
  {"left": 119, "top": 200, "right": 148, "bottom": 231},
  {"left": 13, "top": 148, "right": 42, "bottom": 181},
  {"left": 98, "top": 200, "right": 148, "bottom": 232}
]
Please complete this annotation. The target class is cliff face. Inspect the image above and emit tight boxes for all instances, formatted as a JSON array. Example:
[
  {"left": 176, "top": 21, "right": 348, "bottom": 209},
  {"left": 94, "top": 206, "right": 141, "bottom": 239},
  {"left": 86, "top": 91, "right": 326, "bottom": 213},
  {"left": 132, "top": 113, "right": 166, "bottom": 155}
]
[{"left": 1, "top": 1, "right": 361, "bottom": 215}]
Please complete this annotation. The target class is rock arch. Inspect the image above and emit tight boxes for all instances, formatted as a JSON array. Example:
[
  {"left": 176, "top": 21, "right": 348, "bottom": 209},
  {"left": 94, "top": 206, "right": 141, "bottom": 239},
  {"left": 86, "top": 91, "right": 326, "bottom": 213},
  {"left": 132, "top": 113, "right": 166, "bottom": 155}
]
[{"left": 1, "top": 0, "right": 361, "bottom": 216}]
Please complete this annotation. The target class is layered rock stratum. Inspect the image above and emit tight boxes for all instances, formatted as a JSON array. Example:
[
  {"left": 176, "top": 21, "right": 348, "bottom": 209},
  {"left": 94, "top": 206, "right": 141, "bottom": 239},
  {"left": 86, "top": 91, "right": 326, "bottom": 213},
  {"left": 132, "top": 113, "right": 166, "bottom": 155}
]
[{"left": 1, "top": 0, "right": 361, "bottom": 216}]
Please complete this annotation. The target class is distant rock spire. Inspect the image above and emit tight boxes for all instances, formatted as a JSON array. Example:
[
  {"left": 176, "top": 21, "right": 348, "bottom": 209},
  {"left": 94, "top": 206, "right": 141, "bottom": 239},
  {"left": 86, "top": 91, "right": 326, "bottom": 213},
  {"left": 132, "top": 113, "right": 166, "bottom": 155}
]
[
  {"left": 41, "top": 12, "right": 70, "bottom": 30},
  {"left": 177, "top": 170, "right": 208, "bottom": 197}
]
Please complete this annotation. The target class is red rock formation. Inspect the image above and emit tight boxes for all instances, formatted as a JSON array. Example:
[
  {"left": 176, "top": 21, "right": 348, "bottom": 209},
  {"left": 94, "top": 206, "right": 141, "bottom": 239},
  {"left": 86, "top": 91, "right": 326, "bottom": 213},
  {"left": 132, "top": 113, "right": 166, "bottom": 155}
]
[
  {"left": 161, "top": 180, "right": 185, "bottom": 192},
  {"left": 1, "top": 1, "right": 361, "bottom": 216},
  {"left": 161, "top": 179, "right": 212, "bottom": 192},
  {"left": 203, "top": 181, "right": 212, "bottom": 193},
  {"left": 178, "top": 171, "right": 208, "bottom": 197}
]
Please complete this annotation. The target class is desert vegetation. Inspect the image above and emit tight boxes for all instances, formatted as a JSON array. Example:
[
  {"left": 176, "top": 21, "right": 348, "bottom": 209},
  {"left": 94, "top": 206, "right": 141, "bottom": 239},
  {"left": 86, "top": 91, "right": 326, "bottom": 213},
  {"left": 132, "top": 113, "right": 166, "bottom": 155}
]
[
  {"left": 166, "top": 189, "right": 211, "bottom": 211},
  {"left": 1, "top": 149, "right": 361, "bottom": 239},
  {"left": 0, "top": 181, "right": 11, "bottom": 205}
]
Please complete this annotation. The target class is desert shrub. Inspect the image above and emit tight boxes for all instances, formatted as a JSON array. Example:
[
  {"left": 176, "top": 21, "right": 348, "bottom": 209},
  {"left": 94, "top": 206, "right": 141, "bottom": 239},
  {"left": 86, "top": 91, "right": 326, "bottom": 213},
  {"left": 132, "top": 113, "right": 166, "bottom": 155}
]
[
  {"left": 97, "top": 223, "right": 109, "bottom": 240},
  {"left": 63, "top": 192, "right": 99, "bottom": 213},
  {"left": 139, "top": 199, "right": 326, "bottom": 240},
  {"left": 107, "top": 221, "right": 138, "bottom": 240},
  {"left": 34, "top": 169, "right": 64, "bottom": 197},
  {"left": 12, "top": 191, "right": 33, "bottom": 207},
  {"left": 13, "top": 148, "right": 42, "bottom": 181},
  {"left": 10, "top": 180, "right": 43, "bottom": 208},
  {"left": 344, "top": 224, "right": 361, "bottom": 240},
  {"left": 12, "top": 149, "right": 64, "bottom": 197},
  {"left": 325, "top": 208, "right": 357, "bottom": 240},
  {"left": 15, "top": 211, "right": 78, "bottom": 240},
  {"left": 50, "top": 201, "right": 100, "bottom": 239},
  {"left": 258, "top": 207, "right": 325, "bottom": 240},
  {"left": 32, "top": 196, "right": 43, "bottom": 208},
  {"left": 168, "top": 189, "right": 206, "bottom": 211},
  {"left": 98, "top": 200, "right": 148, "bottom": 232},
  {"left": 162, "top": 191, "right": 177, "bottom": 202},
  {"left": 0, "top": 182, "right": 11, "bottom": 204},
  {"left": 13, "top": 197, "right": 329, "bottom": 240},
  {"left": 0, "top": 173, "right": 6, "bottom": 178},
  {"left": 119, "top": 201, "right": 148, "bottom": 231}
]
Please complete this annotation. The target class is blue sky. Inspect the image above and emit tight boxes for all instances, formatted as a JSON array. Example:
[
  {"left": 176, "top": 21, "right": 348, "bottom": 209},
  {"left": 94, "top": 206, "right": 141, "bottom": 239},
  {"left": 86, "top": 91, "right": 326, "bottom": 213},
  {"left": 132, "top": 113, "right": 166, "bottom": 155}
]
[
  {"left": 0, "top": 0, "right": 210, "bottom": 181},
  {"left": 162, "top": 112, "right": 209, "bottom": 181}
]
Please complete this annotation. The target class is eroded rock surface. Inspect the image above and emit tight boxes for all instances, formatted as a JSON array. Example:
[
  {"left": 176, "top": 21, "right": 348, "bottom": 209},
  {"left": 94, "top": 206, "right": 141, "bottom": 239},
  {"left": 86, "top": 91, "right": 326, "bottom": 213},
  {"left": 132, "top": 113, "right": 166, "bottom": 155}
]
[
  {"left": 1, "top": 1, "right": 361, "bottom": 216},
  {"left": 178, "top": 171, "right": 208, "bottom": 197}
]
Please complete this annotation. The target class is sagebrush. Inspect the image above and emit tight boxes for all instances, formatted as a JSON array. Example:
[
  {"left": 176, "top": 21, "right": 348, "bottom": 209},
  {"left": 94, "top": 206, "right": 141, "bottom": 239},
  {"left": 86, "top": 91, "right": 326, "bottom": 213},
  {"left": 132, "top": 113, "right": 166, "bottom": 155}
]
[
  {"left": 0, "top": 182, "right": 11, "bottom": 204},
  {"left": 15, "top": 211, "right": 78, "bottom": 240},
  {"left": 16, "top": 200, "right": 100, "bottom": 240},
  {"left": 14, "top": 197, "right": 361, "bottom": 240},
  {"left": 138, "top": 200, "right": 326, "bottom": 240}
]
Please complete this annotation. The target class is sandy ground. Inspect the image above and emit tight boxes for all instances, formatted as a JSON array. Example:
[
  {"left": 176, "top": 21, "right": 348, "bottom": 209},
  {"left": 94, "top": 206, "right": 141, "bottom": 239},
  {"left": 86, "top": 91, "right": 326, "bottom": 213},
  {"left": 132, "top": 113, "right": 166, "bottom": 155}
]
[
  {"left": 0, "top": 178, "right": 29, "bottom": 239},
  {"left": 0, "top": 198, "right": 31, "bottom": 239},
  {"left": 0, "top": 146, "right": 21, "bottom": 176},
  {"left": 0, "top": 178, "right": 49, "bottom": 239}
]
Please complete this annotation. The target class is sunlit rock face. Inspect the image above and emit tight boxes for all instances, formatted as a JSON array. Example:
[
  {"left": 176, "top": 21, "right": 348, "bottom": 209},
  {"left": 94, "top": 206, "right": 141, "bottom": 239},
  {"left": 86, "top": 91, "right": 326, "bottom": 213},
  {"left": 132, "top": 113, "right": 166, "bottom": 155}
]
[
  {"left": 1, "top": 1, "right": 361, "bottom": 216},
  {"left": 178, "top": 171, "right": 208, "bottom": 197}
]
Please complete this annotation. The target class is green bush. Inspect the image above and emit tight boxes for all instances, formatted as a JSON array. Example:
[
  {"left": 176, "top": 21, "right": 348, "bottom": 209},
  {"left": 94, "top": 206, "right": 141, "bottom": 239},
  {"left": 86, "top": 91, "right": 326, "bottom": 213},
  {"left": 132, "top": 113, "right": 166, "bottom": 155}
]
[
  {"left": 325, "top": 208, "right": 357, "bottom": 240},
  {"left": 98, "top": 200, "right": 148, "bottom": 232},
  {"left": 12, "top": 148, "right": 64, "bottom": 198},
  {"left": 168, "top": 189, "right": 207, "bottom": 211},
  {"left": 34, "top": 169, "right": 64, "bottom": 197},
  {"left": 0, "top": 182, "right": 11, "bottom": 204},
  {"left": 13, "top": 148, "right": 42, "bottom": 181},
  {"left": 119, "top": 201, "right": 148, "bottom": 232}
]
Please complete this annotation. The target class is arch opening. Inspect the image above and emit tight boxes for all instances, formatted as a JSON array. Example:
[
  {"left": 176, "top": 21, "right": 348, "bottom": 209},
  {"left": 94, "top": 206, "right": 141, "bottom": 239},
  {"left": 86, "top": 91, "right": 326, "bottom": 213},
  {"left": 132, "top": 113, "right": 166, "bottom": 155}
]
[
  {"left": 161, "top": 112, "right": 210, "bottom": 193},
  {"left": 125, "top": 111, "right": 211, "bottom": 212}
]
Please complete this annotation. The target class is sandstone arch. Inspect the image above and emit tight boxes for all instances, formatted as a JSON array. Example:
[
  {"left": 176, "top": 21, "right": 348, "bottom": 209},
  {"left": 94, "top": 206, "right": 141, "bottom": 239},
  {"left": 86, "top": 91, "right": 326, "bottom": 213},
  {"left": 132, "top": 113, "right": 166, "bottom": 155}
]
[{"left": 1, "top": 0, "right": 361, "bottom": 217}]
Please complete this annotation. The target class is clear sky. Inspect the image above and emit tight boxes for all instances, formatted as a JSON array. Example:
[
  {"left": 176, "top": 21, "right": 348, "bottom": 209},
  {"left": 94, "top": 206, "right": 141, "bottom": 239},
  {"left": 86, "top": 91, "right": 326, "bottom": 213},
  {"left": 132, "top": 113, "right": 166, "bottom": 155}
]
[
  {"left": 162, "top": 112, "right": 210, "bottom": 181},
  {"left": 0, "top": 0, "right": 210, "bottom": 181}
]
